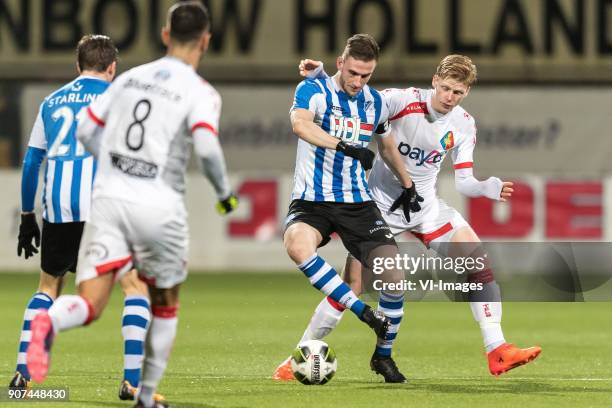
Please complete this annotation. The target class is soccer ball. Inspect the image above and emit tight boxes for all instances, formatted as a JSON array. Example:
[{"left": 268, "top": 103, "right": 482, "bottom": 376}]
[{"left": 291, "top": 340, "right": 337, "bottom": 385}]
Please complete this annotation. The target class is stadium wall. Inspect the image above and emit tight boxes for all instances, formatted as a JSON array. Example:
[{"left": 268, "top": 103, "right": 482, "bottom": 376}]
[
  {"left": 20, "top": 84, "right": 605, "bottom": 176},
  {"left": 0, "top": 171, "right": 606, "bottom": 272}
]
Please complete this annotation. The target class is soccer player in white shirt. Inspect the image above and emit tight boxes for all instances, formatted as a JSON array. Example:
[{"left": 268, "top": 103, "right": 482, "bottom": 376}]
[
  {"left": 26, "top": 3, "right": 236, "bottom": 407},
  {"left": 10, "top": 34, "right": 162, "bottom": 403},
  {"left": 274, "top": 55, "right": 541, "bottom": 381}
]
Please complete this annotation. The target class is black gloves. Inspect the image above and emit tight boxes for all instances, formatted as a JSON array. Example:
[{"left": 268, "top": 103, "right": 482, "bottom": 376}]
[
  {"left": 216, "top": 193, "right": 239, "bottom": 215},
  {"left": 389, "top": 184, "right": 424, "bottom": 222},
  {"left": 17, "top": 213, "right": 40, "bottom": 259},
  {"left": 336, "top": 141, "right": 375, "bottom": 170}
]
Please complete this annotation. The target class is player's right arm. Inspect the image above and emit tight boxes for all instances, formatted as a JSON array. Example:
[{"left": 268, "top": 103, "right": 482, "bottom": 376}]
[
  {"left": 18, "top": 105, "right": 46, "bottom": 258},
  {"left": 290, "top": 108, "right": 340, "bottom": 149},
  {"left": 290, "top": 79, "right": 337, "bottom": 149},
  {"left": 291, "top": 80, "right": 376, "bottom": 169},
  {"left": 76, "top": 82, "right": 116, "bottom": 157}
]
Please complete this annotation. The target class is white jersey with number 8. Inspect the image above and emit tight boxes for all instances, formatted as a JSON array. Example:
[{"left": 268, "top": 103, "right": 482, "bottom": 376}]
[
  {"left": 75, "top": 56, "right": 221, "bottom": 288},
  {"left": 83, "top": 56, "right": 221, "bottom": 209}
]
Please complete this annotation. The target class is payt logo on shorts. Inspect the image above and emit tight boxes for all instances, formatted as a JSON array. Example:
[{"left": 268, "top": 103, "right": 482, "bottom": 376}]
[
  {"left": 397, "top": 142, "right": 445, "bottom": 166},
  {"left": 439, "top": 131, "right": 455, "bottom": 150}
]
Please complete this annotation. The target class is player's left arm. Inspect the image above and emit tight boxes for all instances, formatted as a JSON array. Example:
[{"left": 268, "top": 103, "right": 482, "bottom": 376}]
[
  {"left": 192, "top": 128, "right": 237, "bottom": 214},
  {"left": 374, "top": 92, "right": 415, "bottom": 190},
  {"left": 453, "top": 118, "right": 513, "bottom": 201},
  {"left": 190, "top": 85, "right": 237, "bottom": 215},
  {"left": 455, "top": 168, "right": 513, "bottom": 202},
  {"left": 375, "top": 95, "right": 423, "bottom": 218},
  {"left": 376, "top": 133, "right": 424, "bottom": 219},
  {"left": 375, "top": 132, "right": 414, "bottom": 190},
  {"left": 298, "top": 59, "right": 327, "bottom": 79}
]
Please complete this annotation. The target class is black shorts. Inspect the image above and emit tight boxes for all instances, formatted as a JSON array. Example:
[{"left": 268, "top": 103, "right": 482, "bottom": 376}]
[
  {"left": 41, "top": 220, "right": 85, "bottom": 277},
  {"left": 284, "top": 199, "right": 396, "bottom": 265}
]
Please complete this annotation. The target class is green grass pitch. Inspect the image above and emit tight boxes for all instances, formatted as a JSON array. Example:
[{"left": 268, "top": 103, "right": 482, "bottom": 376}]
[{"left": 1, "top": 272, "right": 611, "bottom": 407}]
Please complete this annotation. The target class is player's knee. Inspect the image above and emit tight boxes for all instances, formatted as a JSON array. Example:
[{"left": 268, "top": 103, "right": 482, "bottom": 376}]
[
  {"left": 79, "top": 296, "right": 104, "bottom": 323},
  {"left": 467, "top": 268, "right": 495, "bottom": 284},
  {"left": 284, "top": 223, "right": 321, "bottom": 262},
  {"left": 285, "top": 241, "right": 314, "bottom": 264},
  {"left": 284, "top": 231, "right": 316, "bottom": 264},
  {"left": 366, "top": 244, "right": 405, "bottom": 285}
]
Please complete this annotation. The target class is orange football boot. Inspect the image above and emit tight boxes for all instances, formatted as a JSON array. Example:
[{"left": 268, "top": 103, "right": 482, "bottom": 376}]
[
  {"left": 487, "top": 343, "right": 542, "bottom": 376},
  {"left": 272, "top": 357, "right": 294, "bottom": 381}
]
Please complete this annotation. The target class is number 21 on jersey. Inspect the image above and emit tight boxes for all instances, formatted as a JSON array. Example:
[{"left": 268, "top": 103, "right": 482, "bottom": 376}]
[{"left": 47, "top": 106, "right": 86, "bottom": 158}]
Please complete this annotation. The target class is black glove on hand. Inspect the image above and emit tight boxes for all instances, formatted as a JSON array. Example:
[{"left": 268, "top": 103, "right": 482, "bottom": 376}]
[
  {"left": 17, "top": 213, "right": 40, "bottom": 259},
  {"left": 216, "top": 193, "right": 239, "bottom": 215},
  {"left": 336, "top": 141, "right": 375, "bottom": 170},
  {"left": 389, "top": 184, "right": 424, "bottom": 222}
]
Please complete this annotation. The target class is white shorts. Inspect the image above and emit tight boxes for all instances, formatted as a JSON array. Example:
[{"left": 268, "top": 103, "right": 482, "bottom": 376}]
[
  {"left": 382, "top": 198, "right": 469, "bottom": 248},
  {"left": 76, "top": 197, "right": 188, "bottom": 289}
]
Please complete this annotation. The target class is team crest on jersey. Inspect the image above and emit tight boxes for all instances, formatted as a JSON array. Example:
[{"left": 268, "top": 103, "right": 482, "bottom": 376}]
[
  {"left": 70, "top": 82, "right": 83, "bottom": 92},
  {"left": 439, "top": 131, "right": 455, "bottom": 150}
]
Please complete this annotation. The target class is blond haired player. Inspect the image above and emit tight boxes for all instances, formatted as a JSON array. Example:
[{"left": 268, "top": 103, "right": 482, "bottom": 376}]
[
  {"left": 274, "top": 55, "right": 541, "bottom": 381},
  {"left": 26, "top": 3, "right": 236, "bottom": 408}
]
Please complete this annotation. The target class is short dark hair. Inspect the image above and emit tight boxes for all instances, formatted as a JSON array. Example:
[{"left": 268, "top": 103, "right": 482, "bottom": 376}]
[
  {"left": 341, "top": 34, "right": 380, "bottom": 62},
  {"left": 167, "top": 1, "right": 210, "bottom": 43},
  {"left": 76, "top": 34, "right": 118, "bottom": 72}
]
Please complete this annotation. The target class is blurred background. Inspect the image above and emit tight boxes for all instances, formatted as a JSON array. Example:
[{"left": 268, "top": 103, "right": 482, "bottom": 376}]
[{"left": 0, "top": 0, "right": 607, "bottom": 271}]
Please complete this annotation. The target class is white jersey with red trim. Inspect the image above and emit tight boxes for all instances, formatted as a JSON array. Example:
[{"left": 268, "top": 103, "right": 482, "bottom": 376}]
[
  {"left": 369, "top": 87, "right": 476, "bottom": 214},
  {"left": 84, "top": 56, "right": 221, "bottom": 209}
]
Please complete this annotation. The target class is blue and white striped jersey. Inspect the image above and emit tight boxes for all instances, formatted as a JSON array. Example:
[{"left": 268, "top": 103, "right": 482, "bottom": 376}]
[
  {"left": 290, "top": 76, "right": 389, "bottom": 203},
  {"left": 22, "top": 76, "right": 109, "bottom": 223}
]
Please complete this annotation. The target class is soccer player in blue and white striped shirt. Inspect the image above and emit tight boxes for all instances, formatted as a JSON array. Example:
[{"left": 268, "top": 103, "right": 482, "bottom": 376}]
[
  {"left": 283, "top": 34, "right": 423, "bottom": 382},
  {"left": 11, "top": 35, "right": 160, "bottom": 403}
]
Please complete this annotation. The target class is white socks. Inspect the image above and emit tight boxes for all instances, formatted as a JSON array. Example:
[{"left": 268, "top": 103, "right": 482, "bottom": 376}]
[
  {"left": 299, "top": 297, "right": 344, "bottom": 344},
  {"left": 470, "top": 301, "right": 505, "bottom": 352},
  {"left": 48, "top": 295, "right": 92, "bottom": 333},
  {"left": 138, "top": 306, "right": 178, "bottom": 407}
]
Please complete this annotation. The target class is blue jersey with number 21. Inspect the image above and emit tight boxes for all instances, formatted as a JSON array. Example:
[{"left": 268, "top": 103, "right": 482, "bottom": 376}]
[{"left": 22, "top": 76, "right": 109, "bottom": 223}]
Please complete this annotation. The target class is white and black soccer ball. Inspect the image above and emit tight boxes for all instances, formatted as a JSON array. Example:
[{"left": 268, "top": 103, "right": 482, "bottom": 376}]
[{"left": 291, "top": 340, "right": 337, "bottom": 385}]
